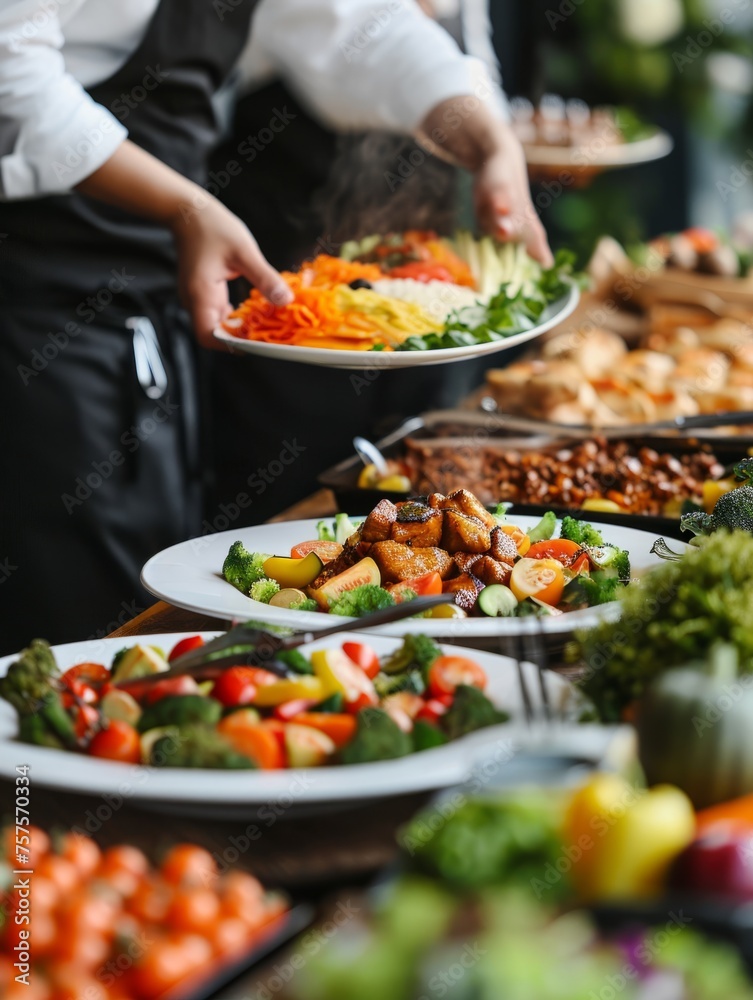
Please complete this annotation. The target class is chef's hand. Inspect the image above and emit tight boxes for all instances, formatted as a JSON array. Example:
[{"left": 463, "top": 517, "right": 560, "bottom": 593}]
[
  {"left": 171, "top": 198, "right": 292, "bottom": 347},
  {"left": 418, "top": 100, "right": 553, "bottom": 267},
  {"left": 76, "top": 140, "right": 292, "bottom": 347}
]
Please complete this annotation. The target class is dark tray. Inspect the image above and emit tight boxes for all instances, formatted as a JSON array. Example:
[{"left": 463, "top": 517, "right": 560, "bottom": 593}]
[{"left": 318, "top": 411, "right": 752, "bottom": 542}]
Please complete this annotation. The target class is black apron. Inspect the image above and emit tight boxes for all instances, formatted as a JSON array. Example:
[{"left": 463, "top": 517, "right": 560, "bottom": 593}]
[{"left": 0, "top": 0, "right": 257, "bottom": 648}]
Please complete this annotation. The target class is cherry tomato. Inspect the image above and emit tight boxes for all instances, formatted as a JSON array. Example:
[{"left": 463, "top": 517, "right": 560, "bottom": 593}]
[
  {"left": 219, "top": 717, "right": 287, "bottom": 769},
  {"left": 416, "top": 698, "right": 451, "bottom": 724},
  {"left": 290, "top": 540, "right": 342, "bottom": 562},
  {"left": 59, "top": 832, "right": 101, "bottom": 877},
  {"left": 510, "top": 557, "right": 565, "bottom": 606},
  {"left": 36, "top": 854, "right": 80, "bottom": 895},
  {"left": 527, "top": 539, "right": 583, "bottom": 564},
  {"left": 168, "top": 635, "right": 206, "bottom": 661},
  {"left": 89, "top": 721, "right": 141, "bottom": 764},
  {"left": 428, "top": 656, "right": 488, "bottom": 698},
  {"left": 499, "top": 524, "right": 531, "bottom": 555},
  {"left": 161, "top": 844, "right": 217, "bottom": 887},
  {"left": 166, "top": 886, "right": 221, "bottom": 933},
  {"left": 3, "top": 824, "right": 49, "bottom": 867},
  {"left": 211, "top": 667, "right": 259, "bottom": 707},
  {"left": 341, "top": 641, "right": 380, "bottom": 679},
  {"left": 345, "top": 690, "right": 379, "bottom": 714},
  {"left": 50, "top": 929, "right": 112, "bottom": 969},
  {"left": 61, "top": 662, "right": 110, "bottom": 687},
  {"left": 128, "top": 875, "right": 171, "bottom": 923},
  {"left": 396, "top": 571, "right": 443, "bottom": 597},
  {"left": 273, "top": 698, "right": 318, "bottom": 721},
  {"left": 131, "top": 935, "right": 205, "bottom": 998},
  {"left": 59, "top": 890, "right": 120, "bottom": 937},
  {"left": 211, "top": 917, "right": 251, "bottom": 957},
  {"left": 47, "top": 964, "right": 109, "bottom": 1000},
  {"left": 388, "top": 261, "right": 455, "bottom": 282},
  {"left": 98, "top": 845, "right": 149, "bottom": 897},
  {"left": 221, "top": 871, "right": 264, "bottom": 918},
  {"left": 684, "top": 226, "right": 718, "bottom": 254},
  {"left": 115, "top": 673, "right": 199, "bottom": 704},
  {"left": 24, "top": 874, "right": 58, "bottom": 912}
]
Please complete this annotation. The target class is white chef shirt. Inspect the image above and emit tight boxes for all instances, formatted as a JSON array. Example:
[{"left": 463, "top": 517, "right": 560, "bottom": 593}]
[{"left": 0, "top": 0, "right": 503, "bottom": 201}]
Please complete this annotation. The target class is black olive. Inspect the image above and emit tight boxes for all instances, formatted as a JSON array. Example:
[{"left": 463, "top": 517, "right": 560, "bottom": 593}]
[{"left": 349, "top": 279, "right": 373, "bottom": 290}]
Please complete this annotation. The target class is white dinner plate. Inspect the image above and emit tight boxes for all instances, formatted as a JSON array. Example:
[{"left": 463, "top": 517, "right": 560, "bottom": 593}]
[
  {"left": 141, "top": 515, "right": 681, "bottom": 639},
  {"left": 0, "top": 632, "right": 608, "bottom": 818},
  {"left": 212, "top": 283, "right": 579, "bottom": 370},
  {"left": 523, "top": 129, "right": 673, "bottom": 170}
]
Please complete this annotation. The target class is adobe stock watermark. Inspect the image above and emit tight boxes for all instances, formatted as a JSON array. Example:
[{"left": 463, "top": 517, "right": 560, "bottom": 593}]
[
  {"left": 717, "top": 148, "right": 753, "bottom": 201},
  {"left": 61, "top": 396, "right": 180, "bottom": 514},
  {"left": 673, "top": 2, "right": 751, "bottom": 73},
  {"left": 546, "top": 0, "right": 587, "bottom": 31},
  {"left": 110, "top": 65, "right": 170, "bottom": 122},
  {"left": 17, "top": 268, "right": 135, "bottom": 385},
  {"left": 340, "top": 0, "right": 405, "bottom": 62}
]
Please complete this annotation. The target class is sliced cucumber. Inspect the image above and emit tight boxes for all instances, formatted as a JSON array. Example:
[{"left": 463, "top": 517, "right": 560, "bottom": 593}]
[{"left": 477, "top": 584, "right": 518, "bottom": 617}]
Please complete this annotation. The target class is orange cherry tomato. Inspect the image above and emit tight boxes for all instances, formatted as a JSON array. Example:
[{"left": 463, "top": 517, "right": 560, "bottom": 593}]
[
  {"left": 98, "top": 845, "right": 149, "bottom": 897},
  {"left": 131, "top": 935, "right": 209, "bottom": 998},
  {"left": 168, "top": 634, "right": 205, "bottom": 661},
  {"left": 211, "top": 917, "right": 251, "bottom": 957},
  {"left": 527, "top": 539, "right": 582, "bottom": 564},
  {"left": 59, "top": 890, "right": 121, "bottom": 938},
  {"left": 46, "top": 964, "right": 109, "bottom": 1000},
  {"left": 161, "top": 844, "right": 217, "bottom": 888},
  {"left": 290, "top": 540, "right": 342, "bottom": 562},
  {"left": 3, "top": 824, "right": 49, "bottom": 867},
  {"left": 59, "top": 832, "right": 102, "bottom": 877},
  {"left": 36, "top": 854, "right": 80, "bottom": 895},
  {"left": 127, "top": 875, "right": 171, "bottom": 923},
  {"left": 341, "top": 641, "right": 380, "bottom": 679},
  {"left": 510, "top": 557, "right": 565, "bottom": 606},
  {"left": 221, "top": 871, "right": 264, "bottom": 917},
  {"left": 88, "top": 721, "right": 141, "bottom": 764},
  {"left": 427, "top": 656, "right": 488, "bottom": 698},
  {"left": 166, "top": 886, "right": 221, "bottom": 933},
  {"left": 499, "top": 524, "right": 531, "bottom": 556}
]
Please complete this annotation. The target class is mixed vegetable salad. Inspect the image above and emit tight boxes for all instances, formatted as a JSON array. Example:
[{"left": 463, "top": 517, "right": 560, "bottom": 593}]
[
  {"left": 0, "top": 634, "right": 507, "bottom": 769},
  {"left": 222, "top": 231, "right": 578, "bottom": 353},
  {"left": 221, "top": 489, "right": 631, "bottom": 619}
]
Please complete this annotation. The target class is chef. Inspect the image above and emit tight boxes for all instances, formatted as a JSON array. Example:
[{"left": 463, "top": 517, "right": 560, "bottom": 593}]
[{"left": 0, "top": 0, "right": 551, "bottom": 647}]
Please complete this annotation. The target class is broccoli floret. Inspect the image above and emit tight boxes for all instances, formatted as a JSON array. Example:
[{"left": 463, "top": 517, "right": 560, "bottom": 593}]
[
  {"left": 334, "top": 513, "right": 359, "bottom": 544},
  {"left": 412, "top": 720, "right": 447, "bottom": 752},
  {"left": 374, "top": 668, "right": 426, "bottom": 699},
  {"left": 276, "top": 649, "right": 313, "bottom": 675},
  {"left": 328, "top": 584, "right": 395, "bottom": 617},
  {"left": 735, "top": 458, "right": 753, "bottom": 486},
  {"left": 249, "top": 577, "right": 280, "bottom": 604},
  {"left": 138, "top": 694, "right": 222, "bottom": 733},
  {"left": 709, "top": 486, "right": 753, "bottom": 533},
  {"left": 290, "top": 597, "right": 318, "bottom": 613},
  {"left": 440, "top": 685, "right": 508, "bottom": 740},
  {"left": 0, "top": 640, "right": 77, "bottom": 748},
  {"left": 222, "top": 541, "right": 270, "bottom": 593},
  {"left": 587, "top": 544, "right": 630, "bottom": 583},
  {"left": 579, "top": 572, "right": 622, "bottom": 606},
  {"left": 560, "top": 516, "right": 604, "bottom": 547},
  {"left": 150, "top": 725, "right": 255, "bottom": 768},
  {"left": 380, "top": 634, "right": 442, "bottom": 676},
  {"left": 339, "top": 708, "right": 412, "bottom": 764}
]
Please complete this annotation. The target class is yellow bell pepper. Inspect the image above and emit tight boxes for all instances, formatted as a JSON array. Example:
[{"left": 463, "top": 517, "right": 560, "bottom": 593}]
[
  {"left": 311, "top": 648, "right": 377, "bottom": 704},
  {"left": 564, "top": 774, "right": 695, "bottom": 902},
  {"left": 251, "top": 675, "right": 324, "bottom": 707},
  {"left": 263, "top": 551, "right": 323, "bottom": 589},
  {"left": 703, "top": 477, "right": 736, "bottom": 514}
]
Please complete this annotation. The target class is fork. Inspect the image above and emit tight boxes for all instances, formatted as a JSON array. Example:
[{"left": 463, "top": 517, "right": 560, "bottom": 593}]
[
  {"left": 114, "top": 593, "right": 457, "bottom": 688},
  {"left": 504, "top": 617, "right": 553, "bottom": 726}
]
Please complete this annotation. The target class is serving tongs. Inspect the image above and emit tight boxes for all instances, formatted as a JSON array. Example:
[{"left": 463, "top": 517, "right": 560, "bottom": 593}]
[{"left": 114, "top": 594, "right": 457, "bottom": 688}]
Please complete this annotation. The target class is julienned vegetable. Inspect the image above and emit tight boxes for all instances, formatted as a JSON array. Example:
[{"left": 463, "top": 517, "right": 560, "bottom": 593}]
[
  {"left": 576, "top": 531, "right": 753, "bottom": 721},
  {"left": 2, "top": 634, "right": 510, "bottom": 769},
  {"left": 222, "top": 492, "right": 631, "bottom": 619}
]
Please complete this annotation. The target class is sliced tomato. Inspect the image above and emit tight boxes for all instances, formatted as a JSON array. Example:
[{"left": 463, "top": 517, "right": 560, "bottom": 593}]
[
  {"left": 88, "top": 720, "right": 140, "bottom": 763},
  {"left": 61, "top": 677, "right": 99, "bottom": 708},
  {"left": 416, "top": 698, "right": 451, "bottom": 725},
  {"left": 290, "top": 712, "right": 357, "bottom": 749},
  {"left": 290, "top": 540, "right": 342, "bottom": 563},
  {"left": 71, "top": 703, "right": 100, "bottom": 741},
  {"left": 345, "top": 690, "right": 379, "bottom": 714},
  {"left": 527, "top": 539, "right": 582, "bottom": 565},
  {"left": 273, "top": 698, "right": 319, "bottom": 721},
  {"left": 570, "top": 553, "right": 591, "bottom": 576},
  {"left": 391, "top": 571, "right": 442, "bottom": 599},
  {"left": 218, "top": 713, "right": 286, "bottom": 768},
  {"left": 341, "top": 641, "right": 380, "bottom": 679},
  {"left": 499, "top": 524, "right": 531, "bottom": 556},
  {"left": 168, "top": 635, "right": 205, "bottom": 661},
  {"left": 428, "top": 656, "right": 487, "bottom": 698},
  {"left": 510, "top": 557, "right": 565, "bottom": 606}
]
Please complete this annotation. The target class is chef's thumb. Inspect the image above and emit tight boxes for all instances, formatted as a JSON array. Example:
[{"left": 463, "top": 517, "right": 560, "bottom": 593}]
[{"left": 236, "top": 241, "right": 294, "bottom": 307}]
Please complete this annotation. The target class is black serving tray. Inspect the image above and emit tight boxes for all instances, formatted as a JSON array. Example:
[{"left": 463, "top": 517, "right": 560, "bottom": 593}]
[{"left": 318, "top": 410, "right": 753, "bottom": 542}]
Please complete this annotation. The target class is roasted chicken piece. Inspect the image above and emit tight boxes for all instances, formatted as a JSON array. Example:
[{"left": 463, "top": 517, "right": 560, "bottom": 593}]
[
  {"left": 369, "top": 541, "right": 454, "bottom": 582},
  {"left": 441, "top": 509, "right": 491, "bottom": 554},
  {"left": 471, "top": 555, "right": 512, "bottom": 586},
  {"left": 489, "top": 526, "right": 517, "bottom": 564},
  {"left": 433, "top": 488, "right": 496, "bottom": 529},
  {"left": 389, "top": 502, "right": 443, "bottom": 547},
  {"left": 361, "top": 498, "right": 398, "bottom": 543},
  {"left": 454, "top": 551, "right": 482, "bottom": 574}
]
